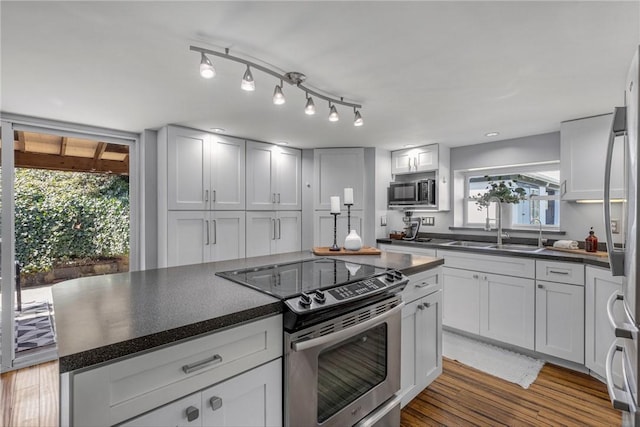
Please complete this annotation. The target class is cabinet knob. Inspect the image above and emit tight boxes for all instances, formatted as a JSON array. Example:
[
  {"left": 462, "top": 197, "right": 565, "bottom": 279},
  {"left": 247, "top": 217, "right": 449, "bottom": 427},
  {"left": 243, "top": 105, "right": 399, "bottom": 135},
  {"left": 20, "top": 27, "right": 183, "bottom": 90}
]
[
  {"left": 538, "top": 284, "right": 544, "bottom": 289},
  {"left": 417, "top": 304, "right": 425, "bottom": 310},
  {"left": 473, "top": 274, "right": 479, "bottom": 279},
  {"left": 185, "top": 406, "right": 199, "bottom": 422},
  {"left": 424, "top": 302, "right": 432, "bottom": 308},
  {"left": 209, "top": 396, "right": 223, "bottom": 411}
]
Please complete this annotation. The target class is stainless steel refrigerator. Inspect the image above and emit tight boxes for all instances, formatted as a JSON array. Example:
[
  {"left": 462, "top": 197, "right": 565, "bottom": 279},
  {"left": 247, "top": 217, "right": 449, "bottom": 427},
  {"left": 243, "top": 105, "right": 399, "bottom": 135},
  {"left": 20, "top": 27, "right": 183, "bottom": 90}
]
[{"left": 605, "top": 45, "right": 640, "bottom": 426}]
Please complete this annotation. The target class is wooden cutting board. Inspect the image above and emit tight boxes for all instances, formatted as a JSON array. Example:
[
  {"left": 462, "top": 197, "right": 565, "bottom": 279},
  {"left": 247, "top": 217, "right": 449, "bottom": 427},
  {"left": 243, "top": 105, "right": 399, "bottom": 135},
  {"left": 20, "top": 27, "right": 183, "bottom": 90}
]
[
  {"left": 547, "top": 247, "right": 609, "bottom": 258},
  {"left": 312, "top": 246, "right": 382, "bottom": 256}
]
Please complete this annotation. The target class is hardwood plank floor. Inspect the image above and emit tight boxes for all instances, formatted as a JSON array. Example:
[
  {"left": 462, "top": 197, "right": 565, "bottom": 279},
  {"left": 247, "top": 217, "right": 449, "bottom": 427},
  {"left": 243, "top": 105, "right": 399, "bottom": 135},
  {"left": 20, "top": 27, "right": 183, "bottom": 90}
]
[
  {"left": 1, "top": 358, "right": 622, "bottom": 426},
  {"left": 402, "top": 358, "right": 622, "bottom": 427}
]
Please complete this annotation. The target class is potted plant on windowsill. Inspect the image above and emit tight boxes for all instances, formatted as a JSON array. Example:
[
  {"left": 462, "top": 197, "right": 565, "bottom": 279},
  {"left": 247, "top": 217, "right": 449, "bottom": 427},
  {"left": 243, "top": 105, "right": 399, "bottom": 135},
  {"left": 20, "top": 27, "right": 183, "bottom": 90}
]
[{"left": 472, "top": 176, "right": 527, "bottom": 210}]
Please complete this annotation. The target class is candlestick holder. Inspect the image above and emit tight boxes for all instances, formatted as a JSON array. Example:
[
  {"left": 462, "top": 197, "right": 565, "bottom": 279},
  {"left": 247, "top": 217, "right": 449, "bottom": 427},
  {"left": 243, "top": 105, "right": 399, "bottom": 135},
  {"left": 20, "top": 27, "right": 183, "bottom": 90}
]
[
  {"left": 345, "top": 203, "right": 353, "bottom": 232},
  {"left": 330, "top": 212, "right": 341, "bottom": 251}
]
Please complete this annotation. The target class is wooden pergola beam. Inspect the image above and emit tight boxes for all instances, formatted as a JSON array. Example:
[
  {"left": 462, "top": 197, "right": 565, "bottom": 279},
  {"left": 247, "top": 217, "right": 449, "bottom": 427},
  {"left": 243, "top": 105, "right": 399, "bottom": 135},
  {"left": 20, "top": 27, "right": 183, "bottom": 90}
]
[
  {"left": 15, "top": 151, "right": 129, "bottom": 175},
  {"left": 60, "top": 137, "right": 68, "bottom": 156}
]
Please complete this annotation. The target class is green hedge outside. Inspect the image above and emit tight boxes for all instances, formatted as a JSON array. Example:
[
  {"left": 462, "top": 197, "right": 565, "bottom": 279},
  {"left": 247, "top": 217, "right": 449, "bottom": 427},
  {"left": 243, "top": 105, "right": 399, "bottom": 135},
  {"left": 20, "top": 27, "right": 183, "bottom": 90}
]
[{"left": 14, "top": 169, "right": 129, "bottom": 274}]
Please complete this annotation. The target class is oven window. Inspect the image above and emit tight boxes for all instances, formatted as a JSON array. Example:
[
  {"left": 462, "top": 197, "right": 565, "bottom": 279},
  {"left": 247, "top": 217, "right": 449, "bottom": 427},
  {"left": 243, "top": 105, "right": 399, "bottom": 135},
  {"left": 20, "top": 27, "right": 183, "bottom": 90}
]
[{"left": 317, "top": 324, "right": 387, "bottom": 423}]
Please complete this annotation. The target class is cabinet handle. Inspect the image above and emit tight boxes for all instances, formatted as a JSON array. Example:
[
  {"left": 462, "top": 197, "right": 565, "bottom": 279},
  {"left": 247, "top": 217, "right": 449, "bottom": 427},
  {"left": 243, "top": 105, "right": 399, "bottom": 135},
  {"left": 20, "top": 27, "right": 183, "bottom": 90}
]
[
  {"left": 483, "top": 275, "right": 488, "bottom": 281},
  {"left": 212, "top": 220, "right": 217, "bottom": 244},
  {"left": 538, "top": 284, "right": 544, "bottom": 289},
  {"left": 561, "top": 180, "right": 566, "bottom": 196},
  {"left": 548, "top": 270, "right": 569, "bottom": 275},
  {"left": 272, "top": 219, "right": 277, "bottom": 240},
  {"left": 272, "top": 193, "right": 276, "bottom": 203},
  {"left": 277, "top": 193, "right": 281, "bottom": 204},
  {"left": 205, "top": 189, "right": 209, "bottom": 202},
  {"left": 417, "top": 304, "right": 425, "bottom": 310},
  {"left": 424, "top": 302, "right": 432, "bottom": 308},
  {"left": 209, "top": 396, "right": 223, "bottom": 411},
  {"left": 205, "top": 220, "right": 210, "bottom": 245},
  {"left": 278, "top": 218, "right": 282, "bottom": 239},
  {"left": 182, "top": 354, "right": 223, "bottom": 374},
  {"left": 413, "top": 157, "right": 417, "bottom": 168},
  {"left": 212, "top": 190, "right": 216, "bottom": 202},
  {"left": 415, "top": 281, "right": 430, "bottom": 288},
  {"left": 185, "top": 406, "right": 200, "bottom": 422},
  {"left": 472, "top": 274, "right": 479, "bottom": 279}
]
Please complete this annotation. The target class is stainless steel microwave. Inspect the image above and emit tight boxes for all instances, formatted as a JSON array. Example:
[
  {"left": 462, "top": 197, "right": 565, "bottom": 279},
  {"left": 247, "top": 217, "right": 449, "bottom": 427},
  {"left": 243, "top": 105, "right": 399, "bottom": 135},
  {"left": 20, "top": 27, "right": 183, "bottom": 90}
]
[{"left": 388, "top": 179, "right": 436, "bottom": 206}]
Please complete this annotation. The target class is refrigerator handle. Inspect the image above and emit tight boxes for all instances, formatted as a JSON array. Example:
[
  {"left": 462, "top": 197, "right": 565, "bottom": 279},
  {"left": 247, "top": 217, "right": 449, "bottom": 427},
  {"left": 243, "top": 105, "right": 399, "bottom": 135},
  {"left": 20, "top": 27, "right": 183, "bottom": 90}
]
[
  {"left": 604, "top": 106, "right": 627, "bottom": 276},
  {"left": 606, "top": 292, "right": 637, "bottom": 339},
  {"left": 605, "top": 339, "right": 636, "bottom": 412}
]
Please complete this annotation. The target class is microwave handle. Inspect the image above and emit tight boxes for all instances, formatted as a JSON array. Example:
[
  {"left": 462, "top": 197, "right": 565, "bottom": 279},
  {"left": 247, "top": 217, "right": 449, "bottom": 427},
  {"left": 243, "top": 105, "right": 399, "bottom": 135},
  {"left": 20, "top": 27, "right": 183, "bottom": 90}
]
[{"left": 291, "top": 302, "right": 404, "bottom": 352}]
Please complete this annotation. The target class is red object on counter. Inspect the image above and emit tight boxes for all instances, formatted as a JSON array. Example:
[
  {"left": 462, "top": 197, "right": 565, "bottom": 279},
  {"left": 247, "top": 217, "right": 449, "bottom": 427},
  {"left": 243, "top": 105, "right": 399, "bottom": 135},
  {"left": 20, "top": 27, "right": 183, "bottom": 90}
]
[{"left": 585, "top": 227, "right": 598, "bottom": 253}]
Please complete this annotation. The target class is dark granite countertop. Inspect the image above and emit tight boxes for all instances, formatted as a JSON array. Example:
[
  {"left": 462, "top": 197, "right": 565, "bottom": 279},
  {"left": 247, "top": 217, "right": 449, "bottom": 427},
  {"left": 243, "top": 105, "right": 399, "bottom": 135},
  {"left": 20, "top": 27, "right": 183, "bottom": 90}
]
[
  {"left": 52, "top": 250, "right": 441, "bottom": 373},
  {"left": 377, "top": 238, "right": 611, "bottom": 269}
]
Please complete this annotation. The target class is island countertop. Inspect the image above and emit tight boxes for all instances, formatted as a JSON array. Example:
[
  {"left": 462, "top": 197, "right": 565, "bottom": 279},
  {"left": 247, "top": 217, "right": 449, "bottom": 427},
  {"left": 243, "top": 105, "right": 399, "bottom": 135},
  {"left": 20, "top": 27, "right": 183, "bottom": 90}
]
[{"left": 52, "top": 250, "right": 442, "bottom": 372}]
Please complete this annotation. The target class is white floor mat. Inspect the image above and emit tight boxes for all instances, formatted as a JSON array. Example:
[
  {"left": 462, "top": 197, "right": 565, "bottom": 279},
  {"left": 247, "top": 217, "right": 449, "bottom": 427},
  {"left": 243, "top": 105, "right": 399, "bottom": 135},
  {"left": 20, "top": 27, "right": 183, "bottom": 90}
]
[{"left": 443, "top": 330, "right": 545, "bottom": 389}]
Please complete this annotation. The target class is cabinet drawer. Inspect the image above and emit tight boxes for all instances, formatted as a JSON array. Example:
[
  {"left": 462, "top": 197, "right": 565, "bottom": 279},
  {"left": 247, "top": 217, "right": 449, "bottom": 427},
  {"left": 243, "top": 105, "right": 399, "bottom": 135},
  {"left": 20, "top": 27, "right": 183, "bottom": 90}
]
[
  {"left": 536, "top": 260, "right": 584, "bottom": 285},
  {"left": 72, "top": 315, "right": 283, "bottom": 427},
  {"left": 439, "top": 250, "right": 534, "bottom": 278},
  {"left": 402, "top": 266, "right": 442, "bottom": 303},
  {"left": 379, "top": 243, "right": 437, "bottom": 257}
]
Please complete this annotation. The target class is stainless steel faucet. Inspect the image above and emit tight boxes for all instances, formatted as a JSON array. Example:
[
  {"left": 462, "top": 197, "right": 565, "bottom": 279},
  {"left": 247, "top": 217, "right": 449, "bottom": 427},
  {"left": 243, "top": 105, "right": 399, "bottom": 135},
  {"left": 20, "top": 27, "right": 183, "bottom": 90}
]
[
  {"left": 486, "top": 196, "right": 509, "bottom": 246},
  {"left": 531, "top": 218, "right": 544, "bottom": 247}
]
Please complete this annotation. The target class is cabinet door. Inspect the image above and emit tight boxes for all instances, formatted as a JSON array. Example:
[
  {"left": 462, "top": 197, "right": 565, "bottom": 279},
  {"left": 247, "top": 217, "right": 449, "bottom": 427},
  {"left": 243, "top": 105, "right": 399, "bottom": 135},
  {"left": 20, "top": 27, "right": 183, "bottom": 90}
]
[
  {"left": 167, "top": 127, "right": 210, "bottom": 210},
  {"left": 420, "top": 290, "right": 443, "bottom": 389},
  {"left": 245, "top": 211, "right": 275, "bottom": 258},
  {"left": 586, "top": 266, "right": 624, "bottom": 381},
  {"left": 246, "top": 141, "right": 275, "bottom": 210},
  {"left": 414, "top": 145, "right": 438, "bottom": 172},
  {"left": 442, "top": 267, "right": 480, "bottom": 334},
  {"left": 313, "top": 211, "right": 363, "bottom": 248},
  {"left": 275, "top": 211, "right": 301, "bottom": 254},
  {"left": 211, "top": 137, "right": 245, "bottom": 210},
  {"left": 400, "top": 299, "right": 421, "bottom": 408},
  {"left": 391, "top": 149, "right": 413, "bottom": 175},
  {"left": 274, "top": 147, "right": 301, "bottom": 210},
  {"left": 480, "top": 273, "right": 535, "bottom": 350},
  {"left": 201, "top": 359, "right": 282, "bottom": 427},
  {"left": 167, "top": 211, "right": 210, "bottom": 267},
  {"left": 211, "top": 211, "right": 246, "bottom": 262},
  {"left": 535, "top": 280, "right": 585, "bottom": 363},
  {"left": 313, "top": 148, "right": 364, "bottom": 210},
  {"left": 121, "top": 393, "right": 202, "bottom": 427},
  {"left": 560, "top": 114, "right": 625, "bottom": 200}
]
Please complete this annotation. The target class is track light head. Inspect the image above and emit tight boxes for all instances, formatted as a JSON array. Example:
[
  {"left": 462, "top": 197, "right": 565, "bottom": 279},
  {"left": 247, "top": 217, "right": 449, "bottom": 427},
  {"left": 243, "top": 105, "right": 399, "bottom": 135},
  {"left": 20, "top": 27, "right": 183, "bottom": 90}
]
[
  {"left": 305, "top": 94, "right": 316, "bottom": 115},
  {"left": 241, "top": 66, "right": 255, "bottom": 91},
  {"left": 199, "top": 53, "right": 215, "bottom": 79},
  {"left": 328, "top": 103, "right": 339, "bottom": 122},
  {"left": 273, "top": 80, "right": 286, "bottom": 105},
  {"left": 353, "top": 109, "right": 363, "bottom": 127}
]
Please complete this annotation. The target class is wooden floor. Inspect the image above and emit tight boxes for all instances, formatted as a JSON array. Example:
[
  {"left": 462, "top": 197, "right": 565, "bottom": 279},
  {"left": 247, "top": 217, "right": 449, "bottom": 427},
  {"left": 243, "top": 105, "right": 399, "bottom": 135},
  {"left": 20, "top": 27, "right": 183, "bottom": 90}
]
[
  {"left": 402, "top": 358, "right": 622, "bottom": 427},
  {"left": 1, "top": 358, "right": 622, "bottom": 426}
]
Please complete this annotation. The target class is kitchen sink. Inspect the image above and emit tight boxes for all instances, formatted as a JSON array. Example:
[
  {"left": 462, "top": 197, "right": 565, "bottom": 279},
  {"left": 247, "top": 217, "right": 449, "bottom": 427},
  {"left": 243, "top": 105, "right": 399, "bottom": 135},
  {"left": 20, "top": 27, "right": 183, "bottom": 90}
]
[
  {"left": 494, "top": 244, "right": 545, "bottom": 253},
  {"left": 444, "top": 241, "right": 496, "bottom": 248}
]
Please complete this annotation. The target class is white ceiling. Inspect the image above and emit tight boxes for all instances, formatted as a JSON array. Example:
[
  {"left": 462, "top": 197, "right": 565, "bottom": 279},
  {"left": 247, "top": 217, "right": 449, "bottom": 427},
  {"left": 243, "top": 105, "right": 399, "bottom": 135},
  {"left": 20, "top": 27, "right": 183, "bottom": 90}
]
[{"left": 1, "top": 1, "right": 639, "bottom": 150}]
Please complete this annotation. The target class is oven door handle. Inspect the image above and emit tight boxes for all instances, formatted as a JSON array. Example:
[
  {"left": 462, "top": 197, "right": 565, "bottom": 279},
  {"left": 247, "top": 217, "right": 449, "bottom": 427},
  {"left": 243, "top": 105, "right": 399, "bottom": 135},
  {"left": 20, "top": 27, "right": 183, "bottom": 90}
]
[{"left": 291, "top": 302, "right": 405, "bottom": 352}]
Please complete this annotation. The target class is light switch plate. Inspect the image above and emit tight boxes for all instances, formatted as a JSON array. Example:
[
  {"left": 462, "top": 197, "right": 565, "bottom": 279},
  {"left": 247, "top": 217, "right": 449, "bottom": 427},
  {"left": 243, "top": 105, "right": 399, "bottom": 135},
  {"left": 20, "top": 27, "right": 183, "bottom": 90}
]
[
  {"left": 421, "top": 216, "right": 435, "bottom": 226},
  {"left": 611, "top": 219, "right": 619, "bottom": 234},
  {"left": 381, "top": 215, "right": 387, "bottom": 226}
]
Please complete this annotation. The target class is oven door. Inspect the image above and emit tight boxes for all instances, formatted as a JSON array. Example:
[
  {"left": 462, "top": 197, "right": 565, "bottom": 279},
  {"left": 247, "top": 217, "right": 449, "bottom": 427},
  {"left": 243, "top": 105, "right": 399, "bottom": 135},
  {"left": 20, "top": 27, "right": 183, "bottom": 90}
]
[{"left": 285, "top": 298, "right": 403, "bottom": 427}]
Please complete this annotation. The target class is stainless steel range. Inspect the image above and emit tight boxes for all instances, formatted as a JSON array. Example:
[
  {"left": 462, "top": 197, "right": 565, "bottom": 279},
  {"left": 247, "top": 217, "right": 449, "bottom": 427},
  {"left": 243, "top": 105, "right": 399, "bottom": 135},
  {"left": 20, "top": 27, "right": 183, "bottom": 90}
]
[{"left": 217, "top": 258, "right": 408, "bottom": 427}]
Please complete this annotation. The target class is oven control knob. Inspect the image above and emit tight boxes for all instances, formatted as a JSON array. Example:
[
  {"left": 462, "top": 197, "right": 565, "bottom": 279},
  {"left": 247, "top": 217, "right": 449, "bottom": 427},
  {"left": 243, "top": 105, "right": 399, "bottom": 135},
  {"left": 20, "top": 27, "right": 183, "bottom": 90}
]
[
  {"left": 385, "top": 271, "right": 396, "bottom": 282},
  {"left": 314, "top": 290, "right": 326, "bottom": 304},
  {"left": 299, "top": 292, "right": 312, "bottom": 308},
  {"left": 393, "top": 270, "right": 404, "bottom": 280}
]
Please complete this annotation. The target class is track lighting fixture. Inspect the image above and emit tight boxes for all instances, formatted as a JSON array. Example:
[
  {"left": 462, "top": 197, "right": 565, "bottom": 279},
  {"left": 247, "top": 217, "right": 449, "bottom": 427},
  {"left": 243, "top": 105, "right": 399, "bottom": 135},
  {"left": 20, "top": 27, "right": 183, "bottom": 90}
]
[
  {"left": 190, "top": 45, "right": 363, "bottom": 125},
  {"left": 328, "top": 103, "right": 339, "bottom": 122},
  {"left": 273, "top": 80, "right": 286, "bottom": 105},
  {"left": 305, "top": 94, "right": 316, "bottom": 115},
  {"left": 353, "top": 108, "right": 363, "bottom": 127},
  {"left": 199, "top": 53, "right": 215, "bottom": 79},
  {"left": 241, "top": 66, "right": 255, "bottom": 91}
]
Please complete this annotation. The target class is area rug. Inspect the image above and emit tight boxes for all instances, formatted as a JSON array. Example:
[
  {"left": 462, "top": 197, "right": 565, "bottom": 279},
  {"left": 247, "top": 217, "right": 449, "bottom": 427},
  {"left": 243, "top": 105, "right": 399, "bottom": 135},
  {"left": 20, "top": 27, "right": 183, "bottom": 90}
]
[
  {"left": 443, "top": 330, "right": 545, "bottom": 389},
  {"left": 0, "top": 301, "right": 57, "bottom": 352}
]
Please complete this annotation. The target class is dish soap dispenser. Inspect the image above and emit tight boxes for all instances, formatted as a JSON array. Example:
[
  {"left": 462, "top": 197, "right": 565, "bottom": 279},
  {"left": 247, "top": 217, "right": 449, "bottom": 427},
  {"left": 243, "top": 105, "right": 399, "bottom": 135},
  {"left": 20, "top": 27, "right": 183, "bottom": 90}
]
[{"left": 585, "top": 227, "right": 598, "bottom": 253}]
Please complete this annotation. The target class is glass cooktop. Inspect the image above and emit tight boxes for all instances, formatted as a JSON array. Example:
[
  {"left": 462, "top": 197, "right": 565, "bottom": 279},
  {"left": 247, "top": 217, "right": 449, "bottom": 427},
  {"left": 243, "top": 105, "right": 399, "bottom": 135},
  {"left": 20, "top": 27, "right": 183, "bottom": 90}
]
[{"left": 216, "top": 258, "right": 387, "bottom": 299}]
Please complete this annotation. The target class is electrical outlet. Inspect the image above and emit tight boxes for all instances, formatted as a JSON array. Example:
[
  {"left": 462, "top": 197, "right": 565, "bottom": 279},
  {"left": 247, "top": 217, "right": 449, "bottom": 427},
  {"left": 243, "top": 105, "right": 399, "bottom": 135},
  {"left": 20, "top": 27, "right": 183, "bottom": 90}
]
[
  {"left": 611, "top": 219, "right": 619, "bottom": 234},
  {"left": 380, "top": 215, "right": 387, "bottom": 226},
  {"left": 421, "top": 216, "right": 435, "bottom": 226}
]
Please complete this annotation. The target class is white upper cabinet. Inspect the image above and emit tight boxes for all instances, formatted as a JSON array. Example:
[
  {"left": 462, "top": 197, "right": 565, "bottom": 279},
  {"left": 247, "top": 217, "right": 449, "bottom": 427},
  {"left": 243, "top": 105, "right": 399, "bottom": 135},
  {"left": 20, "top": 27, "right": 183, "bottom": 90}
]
[
  {"left": 313, "top": 148, "right": 364, "bottom": 210},
  {"left": 560, "top": 113, "right": 625, "bottom": 200},
  {"left": 391, "top": 144, "right": 439, "bottom": 175},
  {"left": 246, "top": 141, "right": 301, "bottom": 210},
  {"left": 167, "top": 126, "right": 245, "bottom": 210}
]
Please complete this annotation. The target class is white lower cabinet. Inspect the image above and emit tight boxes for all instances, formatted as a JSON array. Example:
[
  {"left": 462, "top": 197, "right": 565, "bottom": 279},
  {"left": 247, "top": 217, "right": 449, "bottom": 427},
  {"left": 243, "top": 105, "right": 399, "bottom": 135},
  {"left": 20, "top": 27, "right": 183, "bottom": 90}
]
[
  {"left": 400, "top": 268, "right": 443, "bottom": 408},
  {"left": 535, "top": 280, "right": 585, "bottom": 363},
  {"left": 442, "top": 267, "right": 480, "bottom": 334},
  {"left": 480, "top": 273, "right": 535, "bottom": 350},
  {"left": 585, "top": 265, "right": 624, "bottom": 381},
  {"left": 245, "top": 211, "right": 301, "bottom": 257},
  {"left": 167, "top": 211, "right": 245, "bottom": 267},
  {"left": 122, "top": 359, "right": 282, "bottom": 427}
]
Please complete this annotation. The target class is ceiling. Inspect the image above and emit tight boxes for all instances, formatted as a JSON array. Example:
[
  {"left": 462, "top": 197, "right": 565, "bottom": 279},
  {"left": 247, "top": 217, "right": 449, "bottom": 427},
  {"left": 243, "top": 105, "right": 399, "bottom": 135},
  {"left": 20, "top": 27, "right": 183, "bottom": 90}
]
[{"left": 1, "top": 1, "right": 639, "bottom": 151}]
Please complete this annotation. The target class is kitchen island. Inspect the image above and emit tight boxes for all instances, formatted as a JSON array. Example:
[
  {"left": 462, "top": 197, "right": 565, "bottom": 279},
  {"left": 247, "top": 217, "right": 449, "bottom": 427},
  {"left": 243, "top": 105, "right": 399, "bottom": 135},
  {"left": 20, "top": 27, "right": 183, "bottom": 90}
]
[{"left": 53, "top": 250, "right": 443, "bottom": 426}]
